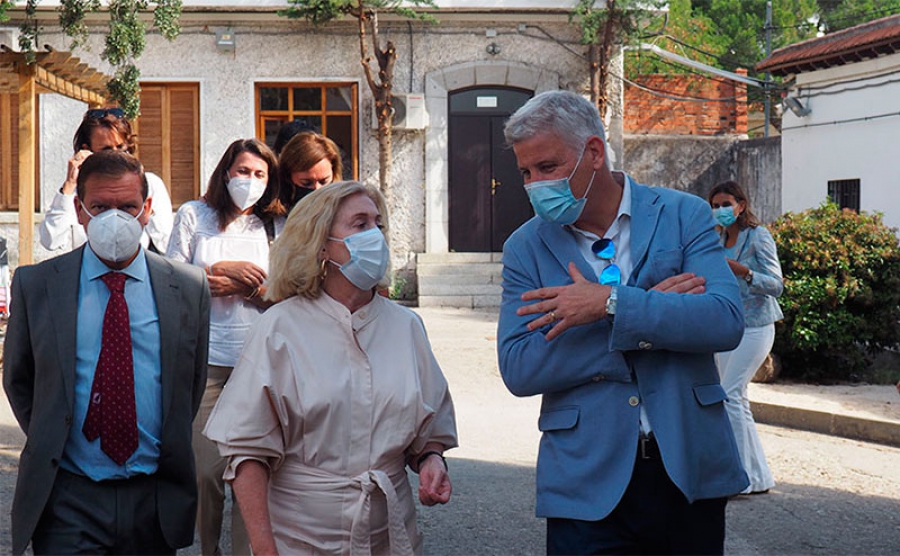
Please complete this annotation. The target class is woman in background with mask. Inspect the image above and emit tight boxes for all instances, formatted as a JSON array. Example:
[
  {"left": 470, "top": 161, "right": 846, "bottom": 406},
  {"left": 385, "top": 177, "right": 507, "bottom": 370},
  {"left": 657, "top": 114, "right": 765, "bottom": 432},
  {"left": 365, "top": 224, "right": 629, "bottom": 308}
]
[
  {"left": 278, "top": 131, "right": 343, "bottom": 211},
  {"left": 204, "top": 181, "right": 458, "bottom": 555},
  {"left": 41, "top": 107, "right": 174, "bottom": 254},
  {"left": 166, "top": 138, "right": 283, "bottom": 556},
  {"left": 708, "top": 180, "right": 784, "bottom": 495}
]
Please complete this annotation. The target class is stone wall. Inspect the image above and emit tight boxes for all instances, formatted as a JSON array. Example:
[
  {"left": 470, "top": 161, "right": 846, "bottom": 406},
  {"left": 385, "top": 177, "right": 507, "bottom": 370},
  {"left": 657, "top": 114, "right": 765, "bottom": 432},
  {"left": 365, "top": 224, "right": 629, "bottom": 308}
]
[
  {"left": 624, "top": 135, "right": 781, "bottom": 223},
  {"left": 1, "top": 19, "right": 586, "bottom": 272}
]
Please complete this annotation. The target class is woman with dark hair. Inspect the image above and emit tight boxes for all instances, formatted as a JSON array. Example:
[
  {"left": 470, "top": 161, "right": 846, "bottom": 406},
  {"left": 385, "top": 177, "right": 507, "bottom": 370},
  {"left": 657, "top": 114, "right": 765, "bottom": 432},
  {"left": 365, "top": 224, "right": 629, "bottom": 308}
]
[
  {"left": 40, "top": 107, "right": 173, "bottom": 253},
  {"left": 708, "top": 180, "right": 784, "bottom": 495},
  {"left": 166, "top": 138, "right": 284, "bottom": 556},
  {"left": 278, "top": 131, "right": 343, "bottom": 210}
]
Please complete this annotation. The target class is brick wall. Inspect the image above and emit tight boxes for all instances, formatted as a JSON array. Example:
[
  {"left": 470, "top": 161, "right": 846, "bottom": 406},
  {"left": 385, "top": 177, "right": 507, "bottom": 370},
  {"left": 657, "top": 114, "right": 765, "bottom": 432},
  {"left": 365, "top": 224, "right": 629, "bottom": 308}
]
[{"left": 624, "top": 69, "right": 748, "bottom": 135}]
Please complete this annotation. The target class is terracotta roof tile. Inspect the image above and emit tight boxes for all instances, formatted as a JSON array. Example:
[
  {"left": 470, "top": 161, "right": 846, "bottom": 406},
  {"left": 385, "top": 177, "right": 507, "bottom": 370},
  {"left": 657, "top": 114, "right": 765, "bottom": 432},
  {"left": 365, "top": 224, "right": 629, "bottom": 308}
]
[{"left": 756, "top": 14, "right": 900, "bottom": 76}]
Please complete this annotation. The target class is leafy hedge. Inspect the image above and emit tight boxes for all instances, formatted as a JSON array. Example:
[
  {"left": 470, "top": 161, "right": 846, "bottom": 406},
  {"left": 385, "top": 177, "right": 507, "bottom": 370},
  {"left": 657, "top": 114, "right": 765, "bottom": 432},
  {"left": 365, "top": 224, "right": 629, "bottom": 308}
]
[{"left": 769, "top": 202, "right": 900, "bottom": 381}]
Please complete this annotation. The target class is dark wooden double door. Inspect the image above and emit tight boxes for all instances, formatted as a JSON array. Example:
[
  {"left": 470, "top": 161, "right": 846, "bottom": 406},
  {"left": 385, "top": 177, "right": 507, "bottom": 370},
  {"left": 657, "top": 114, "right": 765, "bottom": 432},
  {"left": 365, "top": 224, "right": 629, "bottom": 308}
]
[{"left": 449, "top": 87, "right": 533, "bottom": 252}]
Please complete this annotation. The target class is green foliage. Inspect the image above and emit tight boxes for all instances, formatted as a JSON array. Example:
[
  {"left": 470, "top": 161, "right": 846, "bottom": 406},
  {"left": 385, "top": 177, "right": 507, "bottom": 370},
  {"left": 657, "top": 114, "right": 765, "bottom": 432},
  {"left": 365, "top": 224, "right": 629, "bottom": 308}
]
[
  {"left": 15, "top": 1, "right": 182, "bottom": 119},
  {"left": 769, "top": 202, "right": 900, "bottom": 381},
  {"left": 626, "top": 0, "right": 728, "bottom": 76},
  {"left": 105, "top": 0, "right": 148, "bottom": 66},
  {"left": 18, "top": 0, "right": 39, "bottom": 63},
  {"left": 571, "top": 0, "right": 664, "bottom": 46},
  {"left": 280, "top": 0, "right": 437, "bottom": 25},
  {"left": 1, "top": 0, "right": 14, "bottom": 22},
  {"left": 816, "top": 0, "right": 900, "bottom": 32},
  {"left": 694, "top": 0, "right": 818, "bottom": 74},
  {"left": 107, "top": 64, "right": 142, "bottom": 119},
  {"left": 59, "top": 0, "right": 102, "bottom": 50},
  {"left": 389, "top": 273, "right": 408, "bottom": 301}
]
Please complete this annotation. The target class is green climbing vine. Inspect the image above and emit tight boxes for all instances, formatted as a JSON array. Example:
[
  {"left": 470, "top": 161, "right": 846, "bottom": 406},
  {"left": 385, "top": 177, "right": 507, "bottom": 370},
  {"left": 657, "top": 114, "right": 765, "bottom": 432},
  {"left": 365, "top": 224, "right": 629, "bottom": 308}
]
[{"left": 16, "top": 0, "right": 182, "bottom": 118}]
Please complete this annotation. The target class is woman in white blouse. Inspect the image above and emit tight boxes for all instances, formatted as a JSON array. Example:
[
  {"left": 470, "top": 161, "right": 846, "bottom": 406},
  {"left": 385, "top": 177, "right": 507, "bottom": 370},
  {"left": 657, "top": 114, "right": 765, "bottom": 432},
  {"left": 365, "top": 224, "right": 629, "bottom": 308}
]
[
  {"left": 40, "top": 107, "right": 173, "bottom": 253},
  {"left": 204, "top": 181, "right": 458, "bottom": 555},
  {"left": 166, "top": 138, "right": 285, "bottom": 556}
]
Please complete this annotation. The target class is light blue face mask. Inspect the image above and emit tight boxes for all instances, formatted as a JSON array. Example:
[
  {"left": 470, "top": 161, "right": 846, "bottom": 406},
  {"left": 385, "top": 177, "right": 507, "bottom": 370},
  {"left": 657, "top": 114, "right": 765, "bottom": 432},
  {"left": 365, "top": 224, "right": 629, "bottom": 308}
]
[
  {"left": 524, "top": 145, "right": 595, "bottom": 225},
  {"left": 328, "top": 227, "right": 390, "bottom": 291},
  {"left": 713, "top": 206, "right": 737, "bottom": 227}
]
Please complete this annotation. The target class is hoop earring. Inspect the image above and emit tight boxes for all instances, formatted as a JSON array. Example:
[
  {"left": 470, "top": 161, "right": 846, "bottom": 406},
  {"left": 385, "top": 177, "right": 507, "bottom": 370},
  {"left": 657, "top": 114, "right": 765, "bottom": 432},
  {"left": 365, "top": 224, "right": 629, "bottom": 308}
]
[{"left": 319, "top": 257, "right": 328, "bottom": 280}]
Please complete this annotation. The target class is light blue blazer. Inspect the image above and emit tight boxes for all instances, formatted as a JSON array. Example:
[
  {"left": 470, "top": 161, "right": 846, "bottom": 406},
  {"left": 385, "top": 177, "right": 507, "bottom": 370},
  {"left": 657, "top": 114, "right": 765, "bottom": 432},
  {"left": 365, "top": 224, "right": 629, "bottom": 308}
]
[
  {"left": 498, "top": 179, "right": 750, "bottom": 521},
  {"left": 722, "top": 226, "right": 785, "bottom": 327}
]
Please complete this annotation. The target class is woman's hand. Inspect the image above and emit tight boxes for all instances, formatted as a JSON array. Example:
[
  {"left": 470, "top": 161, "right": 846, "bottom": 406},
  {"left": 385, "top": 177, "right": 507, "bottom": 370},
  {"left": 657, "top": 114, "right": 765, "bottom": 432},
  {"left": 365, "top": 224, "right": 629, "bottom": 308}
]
[
  {"left": 63, "top": 149, "right": 93, "bottom": 194},
  {"left": 210, "top": 260, "right": 268, "bottom": 288},
  {"left": 417, "top": 453, "right": 452, "bottom": 506},
  {"left": 208, "top": 275, "right": 250, "bottom": 297},
  {"left": 726, "top": 258, "right": 750, "bottom": 279}
]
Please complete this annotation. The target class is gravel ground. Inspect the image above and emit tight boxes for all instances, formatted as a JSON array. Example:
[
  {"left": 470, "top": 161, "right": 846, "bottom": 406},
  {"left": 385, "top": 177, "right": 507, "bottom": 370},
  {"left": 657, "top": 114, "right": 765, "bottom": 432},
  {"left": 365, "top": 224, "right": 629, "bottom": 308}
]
[{"left": 2, "top": 308, "right": 900, "bottom": 555}]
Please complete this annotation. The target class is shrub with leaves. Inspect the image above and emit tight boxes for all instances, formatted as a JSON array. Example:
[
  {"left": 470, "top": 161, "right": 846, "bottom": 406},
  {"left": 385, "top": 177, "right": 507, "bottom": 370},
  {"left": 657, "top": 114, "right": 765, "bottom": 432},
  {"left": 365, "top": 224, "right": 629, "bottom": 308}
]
[{"left": 769, "top": 202, "right": 900, "bottom": 381}]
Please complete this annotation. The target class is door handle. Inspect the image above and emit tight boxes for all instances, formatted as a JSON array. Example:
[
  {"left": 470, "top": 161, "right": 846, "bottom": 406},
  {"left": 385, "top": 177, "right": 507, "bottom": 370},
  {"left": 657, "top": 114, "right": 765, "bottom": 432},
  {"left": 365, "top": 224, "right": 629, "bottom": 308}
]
[{"left": 491, "top": 178, "right": 501, "bottom": 196}]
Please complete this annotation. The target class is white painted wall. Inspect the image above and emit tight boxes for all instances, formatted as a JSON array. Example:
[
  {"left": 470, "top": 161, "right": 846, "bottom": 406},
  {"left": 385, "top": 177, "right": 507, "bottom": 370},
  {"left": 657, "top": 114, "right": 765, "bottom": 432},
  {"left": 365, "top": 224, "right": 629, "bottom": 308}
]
[
  {"left": 780, "top": 53, "right": 900, "bottom": 233},
  {"left": 11, "top": 18, "right": 586, "bottom": 268}
]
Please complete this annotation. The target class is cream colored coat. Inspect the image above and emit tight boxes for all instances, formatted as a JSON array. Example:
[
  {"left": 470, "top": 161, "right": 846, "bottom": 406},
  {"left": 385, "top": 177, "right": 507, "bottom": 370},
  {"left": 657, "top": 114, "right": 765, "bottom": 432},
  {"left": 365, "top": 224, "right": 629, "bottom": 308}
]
[{"left": 204, "top": 293, "right": 458, "bottom": 555}]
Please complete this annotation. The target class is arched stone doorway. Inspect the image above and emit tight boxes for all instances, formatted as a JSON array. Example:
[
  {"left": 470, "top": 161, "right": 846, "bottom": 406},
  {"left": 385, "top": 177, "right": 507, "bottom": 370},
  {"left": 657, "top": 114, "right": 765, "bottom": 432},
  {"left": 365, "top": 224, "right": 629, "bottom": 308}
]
[{"left": 423, "top": 61, "right": 559, "bottom": 253}]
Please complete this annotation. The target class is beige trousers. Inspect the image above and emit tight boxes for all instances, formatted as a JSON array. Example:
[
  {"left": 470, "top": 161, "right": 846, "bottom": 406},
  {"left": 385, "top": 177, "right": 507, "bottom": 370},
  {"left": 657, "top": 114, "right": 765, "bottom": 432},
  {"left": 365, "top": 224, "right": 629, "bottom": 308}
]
[{"left": 193, "top": 365, "right": 251, "bottom": 556}]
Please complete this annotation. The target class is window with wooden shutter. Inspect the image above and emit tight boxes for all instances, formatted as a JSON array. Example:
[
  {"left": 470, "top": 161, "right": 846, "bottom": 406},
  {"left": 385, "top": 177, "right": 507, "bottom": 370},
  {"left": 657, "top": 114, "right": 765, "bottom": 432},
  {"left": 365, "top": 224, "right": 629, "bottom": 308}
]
[
  {"left": 0, "top": 93, "right": 40, "bottom": 212},
  {"left": 134, "top": 83, "right": 200, "bottom": 208}
]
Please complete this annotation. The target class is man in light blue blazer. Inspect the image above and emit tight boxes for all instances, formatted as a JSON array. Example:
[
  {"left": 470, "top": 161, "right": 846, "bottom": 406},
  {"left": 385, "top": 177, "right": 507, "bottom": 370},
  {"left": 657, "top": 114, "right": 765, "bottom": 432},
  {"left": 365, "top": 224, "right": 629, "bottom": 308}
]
[{"left": 497, "top": 90, "right": 749, "bottom": 555}]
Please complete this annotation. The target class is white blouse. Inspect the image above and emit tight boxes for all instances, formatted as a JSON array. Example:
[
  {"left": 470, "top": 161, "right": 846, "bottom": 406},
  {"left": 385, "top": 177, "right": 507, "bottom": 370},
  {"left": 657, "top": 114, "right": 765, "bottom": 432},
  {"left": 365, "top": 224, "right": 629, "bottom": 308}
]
[
  {"left": 204, "top": 293, "right": 458, "bottom": 555},
  {"left": 166, "top": 199, "right": 283, "bottom": 367}
]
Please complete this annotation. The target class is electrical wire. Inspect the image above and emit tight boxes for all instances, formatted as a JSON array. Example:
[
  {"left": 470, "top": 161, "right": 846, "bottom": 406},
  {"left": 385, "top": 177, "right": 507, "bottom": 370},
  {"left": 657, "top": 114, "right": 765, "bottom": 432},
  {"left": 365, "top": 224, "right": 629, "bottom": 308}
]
[{"left": 780, "top": 110, "right": 900, "bottom": 131}]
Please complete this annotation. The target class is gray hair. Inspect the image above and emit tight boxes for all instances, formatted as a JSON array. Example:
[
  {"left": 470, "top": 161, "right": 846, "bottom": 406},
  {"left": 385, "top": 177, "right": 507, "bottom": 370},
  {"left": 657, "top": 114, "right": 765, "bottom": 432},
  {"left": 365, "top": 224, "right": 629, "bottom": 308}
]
[{"left": 504, "top": 90, "right": 613, "bottom": 168}]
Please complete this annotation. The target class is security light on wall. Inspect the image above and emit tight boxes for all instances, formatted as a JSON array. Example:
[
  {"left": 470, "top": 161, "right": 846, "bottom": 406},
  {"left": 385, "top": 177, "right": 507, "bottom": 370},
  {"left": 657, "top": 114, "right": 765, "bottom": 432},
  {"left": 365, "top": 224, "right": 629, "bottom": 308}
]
[
  {"left": 784, "top": 96, "right": 810, "bottom": 117},
  {"left": 216, "top": 28, "right": 236, "bottom": 52}
]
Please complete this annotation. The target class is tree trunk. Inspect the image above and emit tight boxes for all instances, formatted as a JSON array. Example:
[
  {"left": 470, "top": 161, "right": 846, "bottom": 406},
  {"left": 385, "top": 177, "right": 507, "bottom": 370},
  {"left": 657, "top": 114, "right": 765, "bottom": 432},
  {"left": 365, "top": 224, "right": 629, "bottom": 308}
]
[
  {"left": 596, "top": 0, "right": 620, "bottom": 120},
  {"left": 589, "top": 43, "right": 601, "bottom": 111},
  {"left": 358, "top": 8, "right": 396, "bottom": 201}
]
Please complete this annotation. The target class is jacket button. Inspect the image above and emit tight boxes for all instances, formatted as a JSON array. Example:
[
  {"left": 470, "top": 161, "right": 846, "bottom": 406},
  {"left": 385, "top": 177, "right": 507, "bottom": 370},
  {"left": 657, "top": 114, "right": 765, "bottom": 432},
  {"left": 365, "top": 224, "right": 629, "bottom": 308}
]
[
  {"left": 628, "top": 396, "right": 640, "bottom": 407},
  {"left": 638, "top": 341, "right": 652, "bottom": 350},
  {"left": 65, "top": 415, "right": 73, "bottom": 425}
]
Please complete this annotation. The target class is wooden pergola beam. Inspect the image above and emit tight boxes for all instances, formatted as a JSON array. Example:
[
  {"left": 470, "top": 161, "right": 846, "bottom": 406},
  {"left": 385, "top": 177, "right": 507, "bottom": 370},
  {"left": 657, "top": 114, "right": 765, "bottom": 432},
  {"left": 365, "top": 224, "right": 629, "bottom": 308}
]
[
  {"left": 17, "top": 64, "right": 36, "bottom": 265},
  {"left": 0, "top": 46, "right": 111, "bottom": 265}
]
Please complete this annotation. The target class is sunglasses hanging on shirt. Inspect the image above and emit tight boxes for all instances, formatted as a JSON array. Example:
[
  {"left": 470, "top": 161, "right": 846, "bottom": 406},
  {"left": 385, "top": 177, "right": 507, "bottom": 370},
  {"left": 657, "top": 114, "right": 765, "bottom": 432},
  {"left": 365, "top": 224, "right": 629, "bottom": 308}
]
[{"left": 591, "top": 238, "right": 622, "bottom": 286}]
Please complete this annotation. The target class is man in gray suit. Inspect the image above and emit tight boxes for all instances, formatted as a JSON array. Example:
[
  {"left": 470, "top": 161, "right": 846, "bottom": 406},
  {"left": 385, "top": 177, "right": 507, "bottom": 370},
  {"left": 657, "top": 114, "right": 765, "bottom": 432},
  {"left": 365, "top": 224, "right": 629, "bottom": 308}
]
[{"left": 3, "top": 150, "right": 209, "bottom": 555}]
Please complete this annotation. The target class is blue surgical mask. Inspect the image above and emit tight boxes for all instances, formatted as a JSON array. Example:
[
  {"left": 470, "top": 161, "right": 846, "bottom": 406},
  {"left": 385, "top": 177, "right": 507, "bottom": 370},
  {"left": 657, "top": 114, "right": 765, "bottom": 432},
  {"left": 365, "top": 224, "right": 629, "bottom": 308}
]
[
  {"left": 713, "top": 206, "right": 737, "bottom": 227},
  {"left": 328, "top": 227, "right": 390, "bottom": 290},
  {"left": 524, "top": 145, "right": 595, "bottom": 225}
]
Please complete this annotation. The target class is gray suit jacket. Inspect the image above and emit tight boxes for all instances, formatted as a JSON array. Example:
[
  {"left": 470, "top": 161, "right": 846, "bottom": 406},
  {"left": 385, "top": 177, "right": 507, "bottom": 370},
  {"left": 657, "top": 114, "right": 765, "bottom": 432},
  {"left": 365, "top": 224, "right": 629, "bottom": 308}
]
[{"left": 2, "top": 246, "right": 210, "bottom": 555}]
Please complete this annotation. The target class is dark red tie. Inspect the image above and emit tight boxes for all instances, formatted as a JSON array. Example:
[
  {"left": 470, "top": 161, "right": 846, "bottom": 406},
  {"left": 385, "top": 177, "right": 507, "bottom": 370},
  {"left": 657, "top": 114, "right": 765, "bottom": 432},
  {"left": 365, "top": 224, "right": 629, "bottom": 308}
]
[{"left": 82, "top": 272, "right": 138, "bottom": 465}]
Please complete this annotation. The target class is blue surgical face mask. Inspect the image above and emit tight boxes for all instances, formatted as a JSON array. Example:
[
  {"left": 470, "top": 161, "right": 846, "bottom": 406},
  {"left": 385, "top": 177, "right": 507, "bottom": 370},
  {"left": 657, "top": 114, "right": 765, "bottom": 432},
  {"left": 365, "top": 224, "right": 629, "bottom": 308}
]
[
  {"left": 328, "top": 227, "right": 390, "bottom": 291},
  {"left": 524, "top": 144, "right": 595, "bottom": 225},
  {"left": 713, "top": 206, "right": 737, "bottom": 227}
]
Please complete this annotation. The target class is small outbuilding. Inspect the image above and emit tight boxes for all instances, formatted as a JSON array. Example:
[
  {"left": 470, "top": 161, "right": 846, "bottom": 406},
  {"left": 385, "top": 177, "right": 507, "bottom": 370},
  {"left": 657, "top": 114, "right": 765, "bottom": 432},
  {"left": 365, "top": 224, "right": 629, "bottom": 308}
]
[{"left": 757, "top": 14, "right": 900, "bottom": 234}]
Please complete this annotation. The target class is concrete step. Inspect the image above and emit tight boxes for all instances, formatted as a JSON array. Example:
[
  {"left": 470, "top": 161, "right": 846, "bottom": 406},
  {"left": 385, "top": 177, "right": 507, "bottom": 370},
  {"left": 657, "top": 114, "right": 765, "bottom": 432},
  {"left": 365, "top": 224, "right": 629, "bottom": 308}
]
[{"left": 416, "top": 252, "right": 504, "bottom": 308}]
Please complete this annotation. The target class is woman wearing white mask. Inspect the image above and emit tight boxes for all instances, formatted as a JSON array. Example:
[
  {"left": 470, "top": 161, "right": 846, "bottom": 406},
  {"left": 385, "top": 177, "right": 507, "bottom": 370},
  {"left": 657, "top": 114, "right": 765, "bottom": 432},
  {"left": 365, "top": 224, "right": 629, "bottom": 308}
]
[
  {"left": 204, "top": 181, "right": 458, "bottom": 556},
  {"left": 166, "top": 138, "right": 284, "bottom": 556}
]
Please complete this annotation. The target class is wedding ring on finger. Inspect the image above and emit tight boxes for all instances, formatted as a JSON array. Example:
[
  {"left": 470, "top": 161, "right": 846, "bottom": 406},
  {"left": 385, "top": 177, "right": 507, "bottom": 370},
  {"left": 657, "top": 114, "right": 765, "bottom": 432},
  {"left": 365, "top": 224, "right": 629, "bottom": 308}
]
[{"left": 549, "top": 311, "right": 557, "bottom": 321}]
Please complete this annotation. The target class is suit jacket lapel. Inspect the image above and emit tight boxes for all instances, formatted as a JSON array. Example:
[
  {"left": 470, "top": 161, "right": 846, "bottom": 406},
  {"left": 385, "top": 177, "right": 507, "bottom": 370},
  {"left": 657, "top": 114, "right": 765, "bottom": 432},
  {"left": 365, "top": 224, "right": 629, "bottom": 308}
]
[
  {"left": 733, "top": 227, "right": 751, "bottom": 259},
  {"left": 146, "top": 252, "right": 180, "bottom": 420},
  {"left": 628, "top": 184, "right": 663, "bottom": 285},
  {"left": 536, "top": 221, "right": 599, "bottom": 283},
  {"left": 48, "top": 247, "right": 84, "bottom": 411}
]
